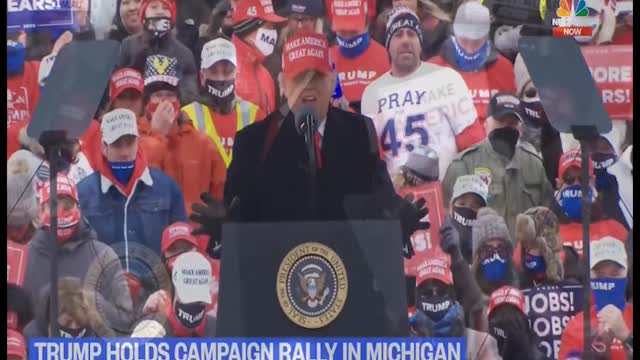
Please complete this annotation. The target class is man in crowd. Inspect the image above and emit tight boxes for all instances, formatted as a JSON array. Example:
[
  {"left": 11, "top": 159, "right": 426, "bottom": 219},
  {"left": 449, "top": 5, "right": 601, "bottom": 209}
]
[
  {"left": 442, "top": 92, "right": 554, "bottom": 235},
  {"left": 136, "top": 53, "right": 226, "bottom": 212},
  {"left": 230, "top": 0, "right": 286, "bottom": 119},
  {"left": 554, "top": 148, "right": 628, "bottom": 257},
  {"left": 77, "top": 108, "right": 187, "bottom": 258},
  {"left": 559, "top": 238, "right": 633, "bottom": 359},
  {"left": 429, "top": 1, "right": 515, "bottom": 124},
  {"left": 287, "top": 0, "right": 324, "bottom": 34},
  {"left": 361, "top": 7, "right": 485, "bottom": 182},
  {"left": 118, "top": 0, "right": 199, "bottom": 105},
  {"left": 182, "top": 37, "right": 259, "bottom": 202},
  {"left": 328, "top": 0, "right": 389, "bottom": 113},
  {"left": 25, "top": 174, "right": 133, "bottom": 335}
]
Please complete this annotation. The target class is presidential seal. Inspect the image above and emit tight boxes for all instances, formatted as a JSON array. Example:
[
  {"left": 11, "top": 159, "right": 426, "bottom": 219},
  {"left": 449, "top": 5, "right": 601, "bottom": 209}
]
[{"left": 276, "top": 242, "right": 348, "bottom": 329}]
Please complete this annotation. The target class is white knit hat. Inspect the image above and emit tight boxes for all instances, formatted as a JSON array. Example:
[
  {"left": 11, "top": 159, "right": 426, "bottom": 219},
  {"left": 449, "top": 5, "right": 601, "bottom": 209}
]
[{"left": 7, "top": 150, "right": 41, "bottom": 227}]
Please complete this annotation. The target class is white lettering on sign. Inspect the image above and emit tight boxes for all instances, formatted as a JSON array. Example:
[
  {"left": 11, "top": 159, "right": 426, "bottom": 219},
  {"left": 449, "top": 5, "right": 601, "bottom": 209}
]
[
  {"left": 338, "top": 71, "right": 377, "bottom": 82},
  {"left": 284, "top": 36, "right": 327, "bottom": 52},
  {"left": 8, "top": 0, "right": 64, "bottom": 12},
  {"left": 588, "top": 66, "right": 633, "bottom": 83}
]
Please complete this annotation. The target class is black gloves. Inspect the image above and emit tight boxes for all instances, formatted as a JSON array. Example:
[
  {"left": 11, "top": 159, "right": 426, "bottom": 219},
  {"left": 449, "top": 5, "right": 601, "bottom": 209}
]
[
  {"left": 439, "top": 217, "right": 463, "bottom": 263},
  {"left": 398, "top": 194, "right": 430, "bottom": 258},
  {"left": 190, "top": 193, "right": 227, "bottom": 258}
]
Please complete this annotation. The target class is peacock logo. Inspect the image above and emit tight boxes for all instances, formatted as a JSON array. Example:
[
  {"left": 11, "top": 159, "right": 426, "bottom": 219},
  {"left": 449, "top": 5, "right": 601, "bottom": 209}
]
[{"left": 556, "top": 0, "right": 589, "bottom": 18}]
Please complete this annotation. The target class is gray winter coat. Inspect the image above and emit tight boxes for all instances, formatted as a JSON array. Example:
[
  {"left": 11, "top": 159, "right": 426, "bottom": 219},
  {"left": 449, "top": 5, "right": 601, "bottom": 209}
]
[{"left": 23, "top": 219, "right": 134, "bottom": 336}]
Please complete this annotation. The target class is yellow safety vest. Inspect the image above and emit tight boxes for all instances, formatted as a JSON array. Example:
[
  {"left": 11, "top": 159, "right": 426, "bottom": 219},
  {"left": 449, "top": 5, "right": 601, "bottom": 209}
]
[{"left": 182, "top": 101, "right": 258, "bottom": 168}]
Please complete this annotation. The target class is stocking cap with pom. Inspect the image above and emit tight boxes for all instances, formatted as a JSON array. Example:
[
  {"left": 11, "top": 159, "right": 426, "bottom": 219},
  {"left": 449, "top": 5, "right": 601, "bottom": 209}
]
[
  {"left": 516, "top": 207, "right": 564, "bottom": 282},
  {"left": 472, "top": 207, "right": 512, "bottom": 255},
  {"left": 7, "top": 150, "right": 40, "bottom": 227}
]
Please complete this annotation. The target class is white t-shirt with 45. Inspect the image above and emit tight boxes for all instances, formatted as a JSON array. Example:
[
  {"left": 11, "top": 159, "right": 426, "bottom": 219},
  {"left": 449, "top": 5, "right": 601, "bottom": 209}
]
[{"left": 361, "top": 62, "right": 478, "bottom": 180}]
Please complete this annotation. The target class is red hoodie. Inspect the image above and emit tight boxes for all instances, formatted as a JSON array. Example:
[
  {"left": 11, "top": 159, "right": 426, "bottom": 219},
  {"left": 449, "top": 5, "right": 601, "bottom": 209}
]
[
  {"left": 7, "top": 61, "right": 40, "bottom": 130},
  {"left": 559, "top": 219, "right": 628, "bottom": 257},
  {"left": 232, "top": 36, "right": 273, "bottom": 120}
]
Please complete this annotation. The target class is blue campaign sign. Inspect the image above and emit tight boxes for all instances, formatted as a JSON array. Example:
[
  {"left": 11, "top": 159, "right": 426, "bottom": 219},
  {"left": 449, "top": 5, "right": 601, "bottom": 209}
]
[
  {"left": 7, "top": 0, "right": 74, "bottom": 32},
  {"left": 29, "top": 338, "right": 466, "bottom": 360}
]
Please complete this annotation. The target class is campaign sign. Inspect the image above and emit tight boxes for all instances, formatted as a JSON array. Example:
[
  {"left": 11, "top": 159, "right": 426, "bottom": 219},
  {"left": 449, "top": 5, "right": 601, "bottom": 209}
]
[
  {"left": 7, "top": 240, "right": 29, "bottom": 287},
  {"left": 581, "top": 45, "right": 633, "bottom": 121},
  {"left": 523, "top": 284, "right": 583, "bottom": 360},
  {"left": 7, "top": 0, "right": 74, "bottom": 32},
  {"left": 399, "top": 182, "right": 446, "bottom": 276}
]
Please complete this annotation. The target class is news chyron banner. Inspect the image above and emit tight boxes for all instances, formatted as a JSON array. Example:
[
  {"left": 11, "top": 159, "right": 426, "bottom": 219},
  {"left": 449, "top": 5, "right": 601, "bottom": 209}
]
[
  {"left": 398, "top": 183, "right": 447, "bottom": 277},
  {"left": 7, "top": 0, "right": 74, "bottom": 32},
  {"left": 30, "top": 338, "right": 466, "bottom": 360},
  {"left": 522, "top": 284, "right": 583, "bottom": 360},
  {"left": 581, "top": 45, "right": 633, "bottom": 121}
]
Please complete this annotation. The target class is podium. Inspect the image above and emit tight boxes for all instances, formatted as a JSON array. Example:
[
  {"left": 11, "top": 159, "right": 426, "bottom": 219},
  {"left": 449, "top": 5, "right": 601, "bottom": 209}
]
[{"left": 216, "top": 220, "right": 409, "bottom": 337}]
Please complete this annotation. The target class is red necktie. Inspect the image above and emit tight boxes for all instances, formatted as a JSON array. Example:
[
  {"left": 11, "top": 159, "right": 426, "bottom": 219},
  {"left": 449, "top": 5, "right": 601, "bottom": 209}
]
[{"left": 314, "top": 131, "right": 322, "bottom": 169}]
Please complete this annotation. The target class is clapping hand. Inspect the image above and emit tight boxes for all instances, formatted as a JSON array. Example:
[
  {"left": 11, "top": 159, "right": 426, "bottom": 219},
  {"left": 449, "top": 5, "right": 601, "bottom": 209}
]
[
  {"left": 190, "top": 193, "right": 227, "bottom": 258},
  {"left": 398, "top": 194, "right": 430, "bottom": 258}
]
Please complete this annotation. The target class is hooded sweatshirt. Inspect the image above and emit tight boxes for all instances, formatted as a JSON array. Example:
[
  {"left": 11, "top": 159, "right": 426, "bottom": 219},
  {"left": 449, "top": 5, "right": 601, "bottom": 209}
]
[
  {"left": 429, "top": 38, "right": 516, "bottom": 125},
  {"left": 23, "top": 219, "right": 133, "bottom": 335},
  {"left": 7, "top": 61, "right": 40, "bottom": 130}
]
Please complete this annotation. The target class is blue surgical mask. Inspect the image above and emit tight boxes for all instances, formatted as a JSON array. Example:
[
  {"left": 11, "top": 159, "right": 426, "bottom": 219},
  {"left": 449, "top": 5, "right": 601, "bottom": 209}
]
[
  {"left": 336, "top": 33, "right": 370, "bottom": 59},
  {"left": 7, "top": 40, "right": 25, "bottom": 75},
  {"left": 410, "top": 302, "right": 463, "bottom": 337},
  {"left": 524, "top": 254, "right": 546, "bottom": 280},
  {"left": 481, "top": 253, "right": 508, "bottom": 283},
  {"left": 109, "top": 161, "right": 136, "bottom": 185},
  {"left": 451, "top": 36, "right": 490, "bottom": 72},
  {"left": 591, "top": 277, "right": 627, "bottom": 312},
  {"left": 557, "top": 184, "right": 596, "bottom": 221}
]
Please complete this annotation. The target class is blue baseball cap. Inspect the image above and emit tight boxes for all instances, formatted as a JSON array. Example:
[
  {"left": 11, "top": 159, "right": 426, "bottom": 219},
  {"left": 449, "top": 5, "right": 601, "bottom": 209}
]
[{"left": 288, "top": 0, "right": 324, "bottom": 17}]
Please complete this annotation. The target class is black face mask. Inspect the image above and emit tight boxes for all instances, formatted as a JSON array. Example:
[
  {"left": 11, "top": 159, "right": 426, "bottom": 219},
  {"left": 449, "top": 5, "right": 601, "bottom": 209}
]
[
  {"left": 489, "top": 127, "right": 520, "bottom": 158},
  {"left": 204, "top": 79, "right": 235, "bottom": 107},
  {"left": 59, "top": 324, "right": 89, "bottom": 338},
  {"left": 174, "top": 302, "right": 206, "bottom": 329},
  {"left": 591, "top": 152, "right": 618, "bottom": 170},
  {"left": 452, "top": 206, "right": 477, "bottom": 227},
  {"left": 521, "top": 100, "right": 548, "bottom": 126},
  {"left": 144, "top": 16, "right": 171, "bottom": 38},
  {"left": 417, "top": 293, "right": 453, "bottom": 322}
]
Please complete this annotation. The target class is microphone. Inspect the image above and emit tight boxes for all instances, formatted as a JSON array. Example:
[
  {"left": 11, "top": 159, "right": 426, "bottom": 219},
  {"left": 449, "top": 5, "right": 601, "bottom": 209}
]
[
  {"left": 293, "top": 105, "right": 320, "bottom": 217},
  {"left": 294, "top": 105, "right": 319, "bottom": 139}
]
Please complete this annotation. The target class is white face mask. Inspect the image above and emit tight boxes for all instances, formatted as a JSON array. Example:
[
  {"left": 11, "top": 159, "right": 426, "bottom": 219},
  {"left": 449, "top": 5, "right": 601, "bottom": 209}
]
[{"left": 255, "top": 28, "right": 277, "bottom": 56}]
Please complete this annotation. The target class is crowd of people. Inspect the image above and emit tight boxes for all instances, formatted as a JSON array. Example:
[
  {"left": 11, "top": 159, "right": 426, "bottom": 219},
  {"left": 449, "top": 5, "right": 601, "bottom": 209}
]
[{"left": 6, "top": 0, "right": 633, "bottom": 359}]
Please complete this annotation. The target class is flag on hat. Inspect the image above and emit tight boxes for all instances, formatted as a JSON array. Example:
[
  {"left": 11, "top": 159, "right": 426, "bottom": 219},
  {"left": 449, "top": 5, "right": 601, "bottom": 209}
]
[{"left": 144, "top": 55, "right": 180, "bottom": 88}]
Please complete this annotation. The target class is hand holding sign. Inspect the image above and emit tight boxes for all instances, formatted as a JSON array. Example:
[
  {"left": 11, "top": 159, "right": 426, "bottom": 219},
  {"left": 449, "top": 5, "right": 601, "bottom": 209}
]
[{"left": 51, "top": 31, "right": 73, "bottom": 55}]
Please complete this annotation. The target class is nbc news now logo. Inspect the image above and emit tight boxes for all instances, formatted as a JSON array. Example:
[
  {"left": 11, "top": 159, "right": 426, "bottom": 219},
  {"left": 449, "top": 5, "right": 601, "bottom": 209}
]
[{"left": 551, "top": 0, "right": 594, "bottom": 37}]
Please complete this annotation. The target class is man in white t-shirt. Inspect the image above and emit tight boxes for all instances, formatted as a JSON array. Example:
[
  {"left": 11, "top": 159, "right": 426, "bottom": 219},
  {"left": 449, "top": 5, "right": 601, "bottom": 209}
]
[{"left": 361, "top": 6, "right": 485, "bottom": 181}]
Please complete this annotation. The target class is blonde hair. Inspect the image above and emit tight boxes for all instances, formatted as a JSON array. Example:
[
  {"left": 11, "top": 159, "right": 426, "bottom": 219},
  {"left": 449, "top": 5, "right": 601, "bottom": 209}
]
[{"left": 418, "top": 0, "right": 452, "bottom": 22}]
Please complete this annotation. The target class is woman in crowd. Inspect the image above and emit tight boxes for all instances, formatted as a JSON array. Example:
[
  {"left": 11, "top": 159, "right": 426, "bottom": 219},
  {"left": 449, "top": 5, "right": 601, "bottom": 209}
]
[{"left": 109, "top": 0, "right": 143, "bottom": 42}]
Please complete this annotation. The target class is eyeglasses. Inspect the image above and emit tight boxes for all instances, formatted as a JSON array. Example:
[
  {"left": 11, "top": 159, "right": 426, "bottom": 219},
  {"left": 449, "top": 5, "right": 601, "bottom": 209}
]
[{"left": 478, "top": 244, "right": 508, "bottom": 259}]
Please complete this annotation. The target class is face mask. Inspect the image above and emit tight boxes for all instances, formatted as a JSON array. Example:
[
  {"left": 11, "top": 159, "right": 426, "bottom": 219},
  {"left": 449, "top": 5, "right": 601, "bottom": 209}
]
[
  {"left": 524, "top": 254, "right": 546, "bottom": 280},
  {"left": 592, "top": 152, "right": 617, "bottom": 170},
  {"left": 174, "top": 301, "right": 207, "bottom": 329},
  {"left": 204, "top": 79, "right": 235, "bottom": 106},
  {"left": 591, "top": 277, "right": 627, "bottom": 312},
  {"left": 7, "top": 40, "right": 25, "bottom": 75},
  {"left": 451, "top": 36, "right": 490, "bottom": 72},
  {"left": 255, "top": 28, "right": 277, "bottom": 57},
  {"left": 146, "top": 100, "right": 181, "bottom": 120},
  {"left": 59, "top": 325, "right": 88, "bottom": 338},
  {"left": 144, "top": 16, "right": 172, "bottom": 38},
  {"left": 452, "top": 206, "right": 477, "bottom": 227},
  {"left": 557, "top": 184, "right": 596, "bottom": 221},
  {"left": 521, "top": 124, "right": 542, "bottom": 150},
  {"left": 336, "top": 33, "right": 370, "bottom": 59},
  {"left": 411, "top": 302, "right": 464, "bottom": 337},
  {"left": 41, "top": 208, "right": 81, "bottom": 242},
  {"left": 418, "top": 294, "right": 453, "bottom": 322},
  {"left": 481, "top": 253, "right": 508, "bottom": 283},
  {"left": 489, "top": 126, "right": 520, "bottom": 158},
  {"left": 521, "top": 100, "right": 548, "bottom": 126},
  {"left": 109, "top": 160, "right": 136, "bottom": 185}
]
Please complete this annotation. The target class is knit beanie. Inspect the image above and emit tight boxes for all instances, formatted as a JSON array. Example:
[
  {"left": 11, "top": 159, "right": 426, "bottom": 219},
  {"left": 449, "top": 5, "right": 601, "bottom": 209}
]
[
  {"left": 140, "top": 0, "right": 177, "bottom": 25},
  {"left": 513, "top": 53, "right": 531, "bottom": 99},
  {"left": 403, "top": 145, "right": 439, "bottom": 181},
  {"left": 472, "top": 207, "right": 512, "bottom": 255},
  {"left": 7, "top": 150, "right": 40, "bottom": 227},
  {"left": 385, "top": 6, "right": 423, "bottom": 50},
  {"left": 516, "top": 206, "right": 564, "bottom": 282}
]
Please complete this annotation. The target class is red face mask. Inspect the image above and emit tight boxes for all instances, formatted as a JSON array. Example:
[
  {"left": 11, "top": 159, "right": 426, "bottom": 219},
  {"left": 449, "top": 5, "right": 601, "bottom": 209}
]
[
  {"left": 41, "top": 208, "right": 81, "bottom": 242},
  {"left": 146, "top": 100, "right": 181, "bottom": 119}
]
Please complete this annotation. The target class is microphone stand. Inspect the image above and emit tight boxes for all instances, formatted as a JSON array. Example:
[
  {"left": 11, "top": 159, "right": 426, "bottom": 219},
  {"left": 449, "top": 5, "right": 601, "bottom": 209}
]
[{"left": 303, "top": 115, "right": 318, "bottom": 218}]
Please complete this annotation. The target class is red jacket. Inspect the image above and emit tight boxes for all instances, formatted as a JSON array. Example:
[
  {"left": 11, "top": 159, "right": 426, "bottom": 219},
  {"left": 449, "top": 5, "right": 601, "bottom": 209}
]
[
  {"left": 329, "top": 40, "right": 390, "bottom": 104},
  {"left": 559, "top": 219, "right": 628, "bottom": 257},
  {"left": 232, "top": 36, "right": 274, "bottom": 120},
  {"left": 7, "top": 61, "right": 40, "bottom": 130},
  {"left": 558, "top": 304, "right": 633, "bottom": 360},
  {"left": 429, "top": 40, "right": 516, "bottom": 124},
  {"left": 80, "top": 119, "right": 103, "bottom": 170}
]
